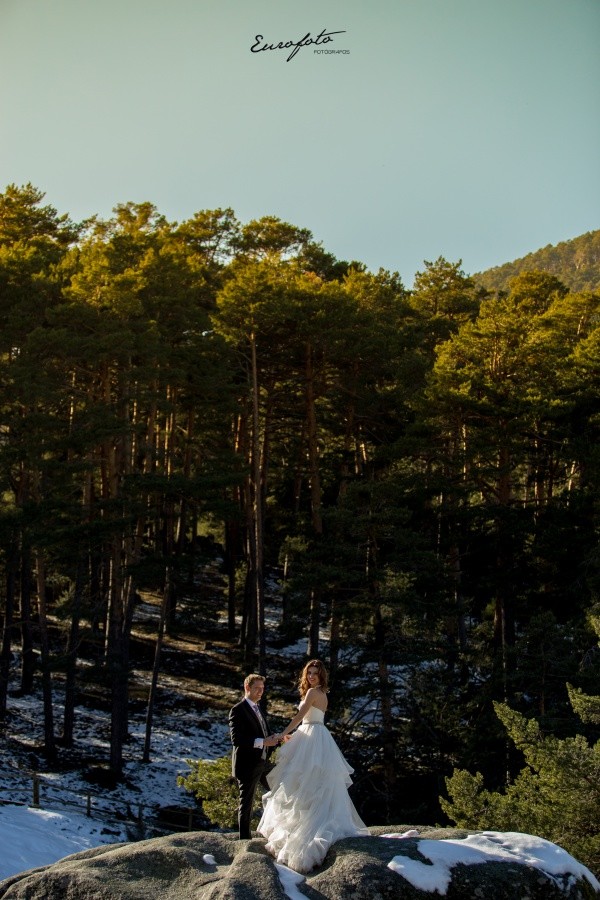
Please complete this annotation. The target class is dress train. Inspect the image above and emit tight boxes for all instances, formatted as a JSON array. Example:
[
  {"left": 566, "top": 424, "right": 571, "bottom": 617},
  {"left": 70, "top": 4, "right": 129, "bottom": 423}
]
[{"left": 258, "top": 707, "right": 369, "bottom": 873}]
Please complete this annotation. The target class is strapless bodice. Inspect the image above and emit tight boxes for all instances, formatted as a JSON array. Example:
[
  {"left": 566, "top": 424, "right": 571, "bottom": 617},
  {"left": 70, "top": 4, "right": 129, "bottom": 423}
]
[{"left": 303, "top": 707, "right": 326, "bottom": 725}]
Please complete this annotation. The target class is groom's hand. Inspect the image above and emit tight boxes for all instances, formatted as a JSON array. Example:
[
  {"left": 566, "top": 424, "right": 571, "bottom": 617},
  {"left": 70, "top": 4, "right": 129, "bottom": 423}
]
[{"left": 263, "top": 734, "right": 279, "bottom": 748}]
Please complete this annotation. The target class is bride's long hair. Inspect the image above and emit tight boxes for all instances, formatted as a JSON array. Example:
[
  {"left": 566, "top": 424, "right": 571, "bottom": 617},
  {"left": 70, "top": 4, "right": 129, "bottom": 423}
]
[{"left": 298, "top": 659, "right": 329, "bottom": 698}]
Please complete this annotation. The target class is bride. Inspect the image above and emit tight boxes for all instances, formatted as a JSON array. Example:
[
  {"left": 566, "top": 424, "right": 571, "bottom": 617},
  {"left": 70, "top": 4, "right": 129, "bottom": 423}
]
[{"left": 258, "top": 659, "right": 369, "bottom": 873}]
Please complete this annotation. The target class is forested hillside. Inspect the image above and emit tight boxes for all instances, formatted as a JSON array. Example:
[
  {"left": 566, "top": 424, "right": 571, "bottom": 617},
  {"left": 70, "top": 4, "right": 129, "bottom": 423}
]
[
  {"left": 475, "top": 229, "right": 600, "bottom": 293},
  {"left": 1, "top": 184, "right": 599, "bottom": 847}
]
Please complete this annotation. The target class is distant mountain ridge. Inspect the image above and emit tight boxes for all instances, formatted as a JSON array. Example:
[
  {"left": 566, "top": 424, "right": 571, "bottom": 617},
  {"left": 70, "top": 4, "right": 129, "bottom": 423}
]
[{"left": 474, "top": 229, "right": 600, "bottom": 294}]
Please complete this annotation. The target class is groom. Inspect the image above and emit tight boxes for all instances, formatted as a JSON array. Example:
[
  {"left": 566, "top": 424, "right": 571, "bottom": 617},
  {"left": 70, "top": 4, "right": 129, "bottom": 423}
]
[{"left": 229, "top": 673, "right": 280, "bottom": 839}]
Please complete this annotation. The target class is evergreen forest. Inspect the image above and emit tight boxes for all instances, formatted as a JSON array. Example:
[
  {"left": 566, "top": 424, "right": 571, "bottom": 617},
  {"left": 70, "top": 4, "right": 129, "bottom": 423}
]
[
  {"left": 1, "top": 184, "right": 599, "bottom": 863},
  {"left": 475, "top": 229, "right": 600, "bottom": 295}
]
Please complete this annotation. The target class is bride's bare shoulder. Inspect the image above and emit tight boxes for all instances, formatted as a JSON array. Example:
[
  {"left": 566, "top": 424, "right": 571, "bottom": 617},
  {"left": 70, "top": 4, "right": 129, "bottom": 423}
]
[{"left": 305, "top": 686, "right": 328, "bottom": 709}]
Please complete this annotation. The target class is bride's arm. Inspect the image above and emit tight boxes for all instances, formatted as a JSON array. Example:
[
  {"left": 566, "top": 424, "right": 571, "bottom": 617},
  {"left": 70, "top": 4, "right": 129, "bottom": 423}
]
[{"left": 280, "top": 688, "right": 318, "bottom": 739}]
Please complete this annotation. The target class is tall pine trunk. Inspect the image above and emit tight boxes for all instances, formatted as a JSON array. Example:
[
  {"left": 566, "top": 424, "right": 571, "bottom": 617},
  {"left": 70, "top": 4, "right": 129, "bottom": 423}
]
[
  {"left": 250, "top": 333, "right": 266, "bottom": 673},
  {"left": 0, "top": 539, "right": 18, "bottom": 719},
  {"left": 143, "top": 569, "right": 171, "bottom": 763},
  {"left": 107, "top": 536, "right": 127, "bottom": 773},
  {"left": 20, "top": 539, "right": 35, "bottom": 694},
  {"left": 374, "top": 603, "right": 396, "bottom": 818},
  {"left": 494, "top": 438, "right": 515, "bottom": 702},
  {"left": 35, "top": 552, "right": 56, "bottom": 763},
  {"left": 305, "top": 342, "right": 323, "bottom": 659},
  {"left": 62, "top": 555, "right": 86, "bottom": 746}
]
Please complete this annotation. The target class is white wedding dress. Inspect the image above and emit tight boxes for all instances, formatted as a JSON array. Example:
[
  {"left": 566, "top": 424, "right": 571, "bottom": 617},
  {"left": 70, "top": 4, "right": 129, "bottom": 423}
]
[{"left": 258, "top": 706, "right": 369, "bottom": 873}]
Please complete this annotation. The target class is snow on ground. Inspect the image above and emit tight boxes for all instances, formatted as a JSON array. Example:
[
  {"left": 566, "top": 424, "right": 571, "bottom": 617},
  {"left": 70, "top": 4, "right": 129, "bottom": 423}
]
[
  {"left": 0, "top": 804, "right": 124, "bottom": 881},
  {"left": 0, "top": 677, "right": 233, "bottom": 881},
  {"left": 0, "top": 674, "right": 232, "bottom": 819},
  {"left": 0, "top": 585, "right": 309, "bottom": 890},
  {"left": 0, "top": 586, "right": 297, "bottom": 832}
]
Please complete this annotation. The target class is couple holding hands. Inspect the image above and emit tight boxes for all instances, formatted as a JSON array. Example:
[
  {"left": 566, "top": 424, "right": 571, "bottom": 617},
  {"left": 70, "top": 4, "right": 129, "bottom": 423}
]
[{"left": 228, "top": 659, "right": 368, "bottom": 874}]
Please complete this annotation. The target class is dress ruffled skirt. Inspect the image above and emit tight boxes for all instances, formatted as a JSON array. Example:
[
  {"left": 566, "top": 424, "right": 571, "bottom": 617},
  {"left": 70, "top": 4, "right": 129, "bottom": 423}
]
[{"left": 258, "top": 722, "right": 369, "bottom": 873}]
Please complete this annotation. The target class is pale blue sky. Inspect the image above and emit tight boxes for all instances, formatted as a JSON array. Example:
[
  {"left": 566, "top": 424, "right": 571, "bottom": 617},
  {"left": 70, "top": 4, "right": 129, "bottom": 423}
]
[{"left": 1, "top": 0, "right": 598, "bottom": 285}]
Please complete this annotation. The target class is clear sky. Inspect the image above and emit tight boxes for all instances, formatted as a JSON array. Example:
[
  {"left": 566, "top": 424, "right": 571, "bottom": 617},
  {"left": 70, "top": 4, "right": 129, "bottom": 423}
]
[{"left": 1, "top": 0, "right": 598, "bottom": 286}]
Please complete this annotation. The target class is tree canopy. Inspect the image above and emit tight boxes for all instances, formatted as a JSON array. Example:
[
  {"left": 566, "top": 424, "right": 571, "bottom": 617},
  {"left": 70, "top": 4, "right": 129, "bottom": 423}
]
[{"left": 1, "top": 185, "right": 599, "bottom": 870}]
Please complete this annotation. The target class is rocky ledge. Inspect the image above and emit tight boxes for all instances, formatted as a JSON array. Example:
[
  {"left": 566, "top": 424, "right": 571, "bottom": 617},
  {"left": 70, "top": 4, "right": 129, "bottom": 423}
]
[{"left": 0, "top": 826, "right": 598, "bottom": 899}]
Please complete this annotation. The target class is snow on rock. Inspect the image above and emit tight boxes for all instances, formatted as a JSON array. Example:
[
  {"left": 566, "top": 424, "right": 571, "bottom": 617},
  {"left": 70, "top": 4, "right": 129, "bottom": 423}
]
[
  {"left": 275, "top": 863, "right": 307, "bottom": 899},
  {"left": 387, "top": 831, "right": 600, "bottom": 895}
]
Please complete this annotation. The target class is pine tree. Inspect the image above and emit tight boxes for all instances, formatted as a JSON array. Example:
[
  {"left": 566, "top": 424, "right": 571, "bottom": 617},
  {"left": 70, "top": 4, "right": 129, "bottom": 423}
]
[{"left": 441, "top": 616, "right": 600, "bottom": 875}]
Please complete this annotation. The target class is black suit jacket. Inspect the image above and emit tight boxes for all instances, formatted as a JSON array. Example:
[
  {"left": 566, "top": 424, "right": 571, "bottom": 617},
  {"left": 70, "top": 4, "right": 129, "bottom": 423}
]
[{"left": 229, "top": 698, "right": 271, "bottom": 781}]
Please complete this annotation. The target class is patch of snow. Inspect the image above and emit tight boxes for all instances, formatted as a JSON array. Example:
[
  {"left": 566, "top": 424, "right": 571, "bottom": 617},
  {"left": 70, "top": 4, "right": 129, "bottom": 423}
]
[
  {"left": 275, "top": 862, "right": 307, "bottom": 899},
  {"left": 0, "top": 805, "right": 126, "bottom": 881},
  {"left": 382, "top": 829, "right": 419, "bottom": 839},
  {"left": 387, "top": 831, "right": 600, "bottom": 895}
]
